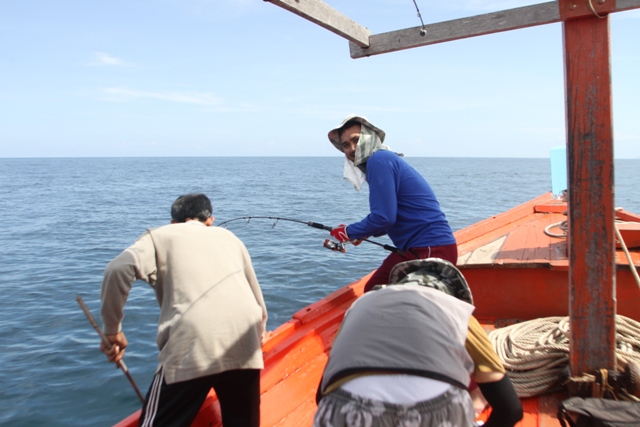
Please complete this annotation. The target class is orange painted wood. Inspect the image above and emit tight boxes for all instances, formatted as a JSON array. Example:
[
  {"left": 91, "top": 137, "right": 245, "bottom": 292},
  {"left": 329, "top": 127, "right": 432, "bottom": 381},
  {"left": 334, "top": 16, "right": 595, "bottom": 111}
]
[
  {"left": 458, "top": 218, "right": 555, "bottom": 266},
  {"left": 292, "top": 281, "right": 364, "bottom": 324},
  {"left": 271, "top": 396, "right": 318, "bottom": 427},
  {"left": 113, "top": 411, "right": 139, "bottom": 427},
  {"left": 455, "top": 193, "right": 552, "bottom": 245},
  {"left": 464, "top": 267, "right": 572, "bottom": 320},
  {"left": 260, "top": 354, "right": 326, "bottom": 426},
  {"left": 113, "top": 193, "right": 640, "bottom": 427},
  {"left": 534, "top": 203, "right": 568, "bottom": 214},
  {"left": 616, "top": 222, "right": 640, "bottom": 249},
  {"left": 562, "top": 9, "right": 617, "bottom": 377},
  {"left": 261, "top": 322, "right": 341, "bottom": 392},
  {"left": 496, "top": 214, "right": 565, "bottom": 265},
  {"left": 616, "top": 210, "right": 640, "bottom": 222}
]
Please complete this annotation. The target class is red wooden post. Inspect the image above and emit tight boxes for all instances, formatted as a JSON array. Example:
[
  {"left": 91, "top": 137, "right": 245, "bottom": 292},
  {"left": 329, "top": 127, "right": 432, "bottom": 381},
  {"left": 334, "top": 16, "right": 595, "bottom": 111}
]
[{"left": 561, "top": 2, "right": 617, "bottom": 381}]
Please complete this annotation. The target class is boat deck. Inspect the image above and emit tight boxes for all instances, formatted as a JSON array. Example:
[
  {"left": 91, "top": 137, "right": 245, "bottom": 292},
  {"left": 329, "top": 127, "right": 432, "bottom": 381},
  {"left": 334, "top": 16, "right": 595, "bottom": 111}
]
[
  {"left": 113, "top": 194, "right": 640, "bottom": 427},
  {"left": 455, "top": 193, "right": 640, "bottom": 322},
  {"left": 457, "top": 193, "right": 640, "bottom": 270}
]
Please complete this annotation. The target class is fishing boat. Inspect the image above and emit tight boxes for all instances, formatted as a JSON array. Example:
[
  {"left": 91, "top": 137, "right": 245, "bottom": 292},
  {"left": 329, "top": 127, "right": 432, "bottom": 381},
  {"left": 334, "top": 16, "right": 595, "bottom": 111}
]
[
  {"left": 113, "top": 191, "right": 640, "bottom": 427},
  {"left": 114, "top": 0, "right": 640, "bottom": 425}
]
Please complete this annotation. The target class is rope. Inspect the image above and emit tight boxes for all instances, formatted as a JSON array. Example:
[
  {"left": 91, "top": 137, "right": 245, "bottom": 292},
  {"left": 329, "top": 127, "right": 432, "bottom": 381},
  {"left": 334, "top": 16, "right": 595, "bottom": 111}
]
[
  {"left": 410, "top": 0, "right": 427, "bottom": 36},
  {"left": 489, "top": 315, "right": 640, "bottom": 398},
  {"left": 587, "top": 0, "right": 606, "bottom": 19},
  {"left": 544, "top": 220, "right": 568, "bottom": 238}
]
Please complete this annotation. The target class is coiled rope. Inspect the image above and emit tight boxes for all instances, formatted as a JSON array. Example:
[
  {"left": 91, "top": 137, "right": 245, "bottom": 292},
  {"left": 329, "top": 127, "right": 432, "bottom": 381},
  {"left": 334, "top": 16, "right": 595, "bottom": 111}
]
[
  {"left": 489, "top": 315, "right": 640, "bottom": 399},
  {"left": 543, "top": 220, "right": 568, "bottom": 238}
]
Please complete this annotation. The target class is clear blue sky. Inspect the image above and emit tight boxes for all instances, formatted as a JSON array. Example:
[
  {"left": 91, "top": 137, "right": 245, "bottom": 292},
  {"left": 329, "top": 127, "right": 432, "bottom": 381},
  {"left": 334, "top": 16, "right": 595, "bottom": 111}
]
[{"left": 1, "top": 1, "right": 638, "bottom": 158}]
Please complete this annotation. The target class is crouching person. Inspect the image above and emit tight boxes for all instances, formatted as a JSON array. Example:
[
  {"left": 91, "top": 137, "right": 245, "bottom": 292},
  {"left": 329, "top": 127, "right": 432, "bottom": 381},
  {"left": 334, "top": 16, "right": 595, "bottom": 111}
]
[{"left": 314, "top": 258, "right": 522, "bottom": 427}]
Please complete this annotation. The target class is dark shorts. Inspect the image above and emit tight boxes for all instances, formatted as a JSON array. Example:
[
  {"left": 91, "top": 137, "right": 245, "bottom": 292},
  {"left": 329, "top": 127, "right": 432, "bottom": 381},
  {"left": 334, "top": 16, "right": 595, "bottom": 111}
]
[
  {"left": 364, "top": 243, "right": 458, "bottom": 292},
  {"left": 138, "top": 368, "right": 260, "bottom": 427},
  {"left": 313, "top": 387, "right": 476, "bottom": 427}
]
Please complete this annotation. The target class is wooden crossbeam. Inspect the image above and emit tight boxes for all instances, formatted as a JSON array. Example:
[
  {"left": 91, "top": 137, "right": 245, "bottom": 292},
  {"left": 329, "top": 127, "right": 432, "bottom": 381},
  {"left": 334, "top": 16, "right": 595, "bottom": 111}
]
[
  {"left": 351, "top": 2, "right": 559, "bottom": 58},
  {"left": 264, "top": 0, "right": 371, "bottom": 47},
  {"left": 266, "top": 0, "right": 640, "bottom": 58},
  {"left": 350, "top": 0, "right": 640, "bottom": 58}
]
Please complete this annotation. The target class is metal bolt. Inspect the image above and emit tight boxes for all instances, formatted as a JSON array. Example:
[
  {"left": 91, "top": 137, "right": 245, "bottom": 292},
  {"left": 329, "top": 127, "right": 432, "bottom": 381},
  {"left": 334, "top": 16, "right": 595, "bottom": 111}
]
[
  {"left": 597, "top": 0, "right": 605, "bottom": 4},
  {"left": 569, "top": 4, "right": 577, "bottom": 10}
]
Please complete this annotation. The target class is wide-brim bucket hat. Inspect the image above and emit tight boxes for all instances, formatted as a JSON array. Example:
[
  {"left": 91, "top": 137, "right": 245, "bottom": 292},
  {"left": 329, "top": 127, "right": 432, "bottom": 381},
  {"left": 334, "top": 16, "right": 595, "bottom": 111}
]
[
  {"left": 328, "top": 114, "right": 386, "bottom": 152},
  {"left": 388, "top": 258, "right": 474, "bottom": 305}
]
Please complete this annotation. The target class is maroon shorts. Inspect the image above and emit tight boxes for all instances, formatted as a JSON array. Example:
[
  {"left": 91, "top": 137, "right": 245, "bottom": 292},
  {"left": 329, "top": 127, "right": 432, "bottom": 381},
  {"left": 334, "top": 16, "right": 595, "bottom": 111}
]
[{"left": 363, "top": 243, "right": 458, "bottom": 292}]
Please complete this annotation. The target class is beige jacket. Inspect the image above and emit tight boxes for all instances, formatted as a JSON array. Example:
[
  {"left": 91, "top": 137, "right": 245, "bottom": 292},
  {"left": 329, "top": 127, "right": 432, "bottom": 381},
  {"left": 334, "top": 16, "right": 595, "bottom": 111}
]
[{"left": 100, "top": 221, "right": 267, "bottom": 384}]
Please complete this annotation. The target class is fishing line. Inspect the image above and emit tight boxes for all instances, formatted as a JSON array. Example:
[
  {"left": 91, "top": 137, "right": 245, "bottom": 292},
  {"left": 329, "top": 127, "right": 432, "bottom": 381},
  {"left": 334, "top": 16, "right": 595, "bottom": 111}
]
[
  {"left": 217, "top": 216, "right": 401, "bottom": 254},
  {"left": 411, "top": 0, "right": 427, "bottom": 36}
]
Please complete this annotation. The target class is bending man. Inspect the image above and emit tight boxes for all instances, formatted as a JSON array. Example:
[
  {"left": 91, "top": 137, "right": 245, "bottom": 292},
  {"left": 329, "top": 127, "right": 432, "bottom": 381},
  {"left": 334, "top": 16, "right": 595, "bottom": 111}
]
[
  {"left": 100, "top": 193, "right": 268, "bottom": 427},
  {"left": 314, "top": 258, "right": 523, "bottom": 427}
]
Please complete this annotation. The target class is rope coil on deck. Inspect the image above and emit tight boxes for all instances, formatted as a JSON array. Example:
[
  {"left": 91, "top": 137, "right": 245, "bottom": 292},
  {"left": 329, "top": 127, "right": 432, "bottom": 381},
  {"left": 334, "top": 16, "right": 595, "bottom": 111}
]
[
  {"left": 489, "top": 315, "right": 640, "bottom": 399},
  {"left": 543, "top": 220, "right": 568, "bottom": 238}
]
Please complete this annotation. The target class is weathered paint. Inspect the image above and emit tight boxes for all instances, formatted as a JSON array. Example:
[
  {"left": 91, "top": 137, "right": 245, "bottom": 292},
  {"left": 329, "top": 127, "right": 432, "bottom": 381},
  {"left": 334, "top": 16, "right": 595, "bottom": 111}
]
[{"left": 561, "top": 5, "right": 617, "bottom": 379}]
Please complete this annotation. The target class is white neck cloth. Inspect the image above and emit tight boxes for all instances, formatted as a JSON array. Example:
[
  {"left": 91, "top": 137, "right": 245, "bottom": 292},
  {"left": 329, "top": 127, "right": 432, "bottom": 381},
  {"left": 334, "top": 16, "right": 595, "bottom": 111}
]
[
  {"left": 343, "top": 158, "right": 366, "bottom": 191},
  {"left": 343, "top": 124, "right": 389, "bottom": 191}
]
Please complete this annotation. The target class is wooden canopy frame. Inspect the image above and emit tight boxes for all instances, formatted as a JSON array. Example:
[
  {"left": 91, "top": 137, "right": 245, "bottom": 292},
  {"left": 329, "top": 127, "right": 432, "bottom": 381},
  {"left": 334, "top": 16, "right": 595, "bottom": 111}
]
[
  {"left": 266, "top": 0, "right": 640, "bottom": 394},
  {"left": 267, "top": 0, "right": 639, "bottom": 57}
]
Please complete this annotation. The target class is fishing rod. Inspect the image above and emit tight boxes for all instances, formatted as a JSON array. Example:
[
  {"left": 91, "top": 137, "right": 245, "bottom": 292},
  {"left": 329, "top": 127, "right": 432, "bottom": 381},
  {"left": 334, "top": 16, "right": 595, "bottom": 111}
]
[
  {"left": 76, "top": 296, "right": 145, "bottom": 404},
  {"left": 216, "top": 216, "right": 401, "bottom": 254}
]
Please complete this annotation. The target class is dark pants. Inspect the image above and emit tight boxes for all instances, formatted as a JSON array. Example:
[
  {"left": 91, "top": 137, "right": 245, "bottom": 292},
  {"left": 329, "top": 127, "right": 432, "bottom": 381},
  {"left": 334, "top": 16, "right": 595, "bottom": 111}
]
[
  {"left": 363, "top": 243, "right": 458, "bottom": 292},
  {"left": 138, "top": 368, "right": 260, "bottom": 427}
]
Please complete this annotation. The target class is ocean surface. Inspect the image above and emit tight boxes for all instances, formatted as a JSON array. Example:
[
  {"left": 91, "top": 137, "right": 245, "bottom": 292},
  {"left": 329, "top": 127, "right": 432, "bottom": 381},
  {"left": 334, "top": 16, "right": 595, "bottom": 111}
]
[{"left": 0, "top": 156, "right": 638, "bottom": 426}]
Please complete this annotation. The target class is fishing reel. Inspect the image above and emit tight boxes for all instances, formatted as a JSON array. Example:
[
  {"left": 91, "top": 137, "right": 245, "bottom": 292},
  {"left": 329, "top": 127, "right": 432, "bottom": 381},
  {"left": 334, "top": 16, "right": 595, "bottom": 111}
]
[{"left": 323, "top": 239, "right": 346, "bottom": 253}]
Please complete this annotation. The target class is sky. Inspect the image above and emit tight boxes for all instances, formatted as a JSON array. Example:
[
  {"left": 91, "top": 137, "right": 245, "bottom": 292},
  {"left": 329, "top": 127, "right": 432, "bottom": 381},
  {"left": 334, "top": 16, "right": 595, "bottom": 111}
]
[{"left": 0, "top": 0, "right": 638, "bottom": 158}]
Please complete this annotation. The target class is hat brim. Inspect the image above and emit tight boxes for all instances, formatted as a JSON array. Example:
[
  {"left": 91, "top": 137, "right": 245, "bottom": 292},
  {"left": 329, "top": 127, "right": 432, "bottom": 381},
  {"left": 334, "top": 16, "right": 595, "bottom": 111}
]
[
  {"left": 388, "top": 258, "right": 473, "bottom": 305},
  {"left": 328, "top": 114, "right": 386, "bottom": 152}
]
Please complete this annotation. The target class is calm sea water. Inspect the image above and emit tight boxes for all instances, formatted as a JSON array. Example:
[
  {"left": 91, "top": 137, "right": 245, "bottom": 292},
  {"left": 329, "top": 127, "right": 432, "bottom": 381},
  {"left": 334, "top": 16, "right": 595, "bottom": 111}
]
[{"left": 0, "top": 157, "right": 638, "bottom": 426}]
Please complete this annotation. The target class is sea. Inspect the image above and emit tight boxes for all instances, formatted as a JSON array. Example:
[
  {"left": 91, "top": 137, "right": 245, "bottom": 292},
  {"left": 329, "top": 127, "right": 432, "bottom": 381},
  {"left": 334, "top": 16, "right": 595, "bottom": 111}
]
[{"left": 0, "top": 156, "right": 638, "bottom": 427}]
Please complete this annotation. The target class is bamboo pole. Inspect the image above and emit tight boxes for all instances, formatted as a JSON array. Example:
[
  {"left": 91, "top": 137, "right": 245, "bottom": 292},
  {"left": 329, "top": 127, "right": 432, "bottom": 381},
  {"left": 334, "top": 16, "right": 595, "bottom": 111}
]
[{"left": 76, "top": 296, "right": 145, "bottom": 404}]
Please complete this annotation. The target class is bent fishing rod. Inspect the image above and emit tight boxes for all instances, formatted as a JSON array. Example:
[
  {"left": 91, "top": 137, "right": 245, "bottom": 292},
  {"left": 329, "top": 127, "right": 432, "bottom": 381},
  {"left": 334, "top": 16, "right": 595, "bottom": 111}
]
[{"left": 216, "top": 216, "right": 400, "bottom": 254}]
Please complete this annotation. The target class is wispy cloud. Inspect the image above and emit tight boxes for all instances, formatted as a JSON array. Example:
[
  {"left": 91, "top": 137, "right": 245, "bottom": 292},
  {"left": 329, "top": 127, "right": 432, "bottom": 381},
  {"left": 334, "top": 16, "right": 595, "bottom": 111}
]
[
  {"left": 89, "top": 52, "right": 127, "bottom": 66},
  {"left": 102, "top": 87, "right": 223, "bottom": 105}
]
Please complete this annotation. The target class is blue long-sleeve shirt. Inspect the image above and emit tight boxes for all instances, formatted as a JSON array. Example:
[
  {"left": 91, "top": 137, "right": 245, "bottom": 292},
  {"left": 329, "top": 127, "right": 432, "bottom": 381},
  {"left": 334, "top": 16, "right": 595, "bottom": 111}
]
[{"left": 346, "top": 150, "right": 455, "bottom": 252}]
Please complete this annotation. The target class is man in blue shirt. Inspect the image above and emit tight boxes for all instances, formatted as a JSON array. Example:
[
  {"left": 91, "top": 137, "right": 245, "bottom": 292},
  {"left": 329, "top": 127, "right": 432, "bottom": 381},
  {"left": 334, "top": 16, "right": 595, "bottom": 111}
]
[{"left": 328, "top": 114, "right": 457, "bottom": 292}]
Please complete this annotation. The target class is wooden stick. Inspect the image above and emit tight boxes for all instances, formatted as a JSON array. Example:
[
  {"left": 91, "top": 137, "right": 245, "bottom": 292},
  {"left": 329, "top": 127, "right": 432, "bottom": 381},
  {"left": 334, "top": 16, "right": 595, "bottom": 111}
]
[{"left": 76, "top": 296, "right": 145, "bottom": 404}]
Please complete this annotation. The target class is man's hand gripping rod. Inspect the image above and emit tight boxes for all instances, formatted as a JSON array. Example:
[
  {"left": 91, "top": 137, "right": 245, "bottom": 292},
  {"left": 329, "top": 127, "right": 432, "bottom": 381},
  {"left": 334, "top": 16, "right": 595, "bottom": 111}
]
[
  {"left": 216, "top": 216, "right": 400, "bottom": 254},
  {"left": 305, "top": 221, "right": 401, "bottom": 254},
  {"left": 76, "top": 296, "right": 145, "bottom": 403}
]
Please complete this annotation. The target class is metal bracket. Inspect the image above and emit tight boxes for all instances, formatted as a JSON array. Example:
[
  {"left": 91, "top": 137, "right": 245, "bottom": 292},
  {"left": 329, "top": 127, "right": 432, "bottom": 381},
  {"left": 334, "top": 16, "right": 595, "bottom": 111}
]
[{"left": 558, "top": 0, "right": 617, "bottom": 20}]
